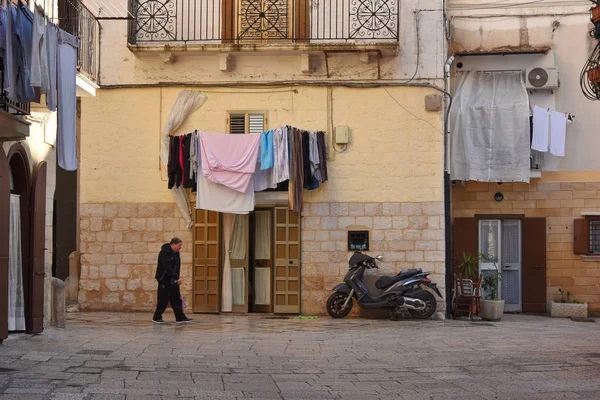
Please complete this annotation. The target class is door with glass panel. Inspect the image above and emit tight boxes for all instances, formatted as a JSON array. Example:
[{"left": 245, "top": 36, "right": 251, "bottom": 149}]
[
  {"left": 230, "top": 215, "right": 249, "bottom": 313},
  {"left": 252, "top": 209, "right": 273, "bottom": 313},
  {"left": 274, "top": 207, "right": 300, "bottom": 314},
  {"left": 479, "top": 219, "right": 522, "bottom": 312}
]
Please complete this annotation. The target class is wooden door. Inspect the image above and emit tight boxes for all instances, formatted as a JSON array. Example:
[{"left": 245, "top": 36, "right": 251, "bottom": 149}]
[
  {"left": 193, "top": 209, "right": 220, "bottom": 313},
  {"left": 231, "top": 215, "right": 249, "bottom": 313},
  {"left": 273, "top": 207, "right": 300, "bottom": 314},
  {"left": 452, "top": 218, "right": 479, "bottom": 273},
  {"left": 0, "top": 149, "right": 9, "bottom": 342},
  {"left": 30, "top": 162, "right": 47, "bottom": 334},
  {"left": 253, "top": 209, "right": 274, "bottom": 313},
  {"left": 522, "top": 218, "right": 547, "bottom": 313}
]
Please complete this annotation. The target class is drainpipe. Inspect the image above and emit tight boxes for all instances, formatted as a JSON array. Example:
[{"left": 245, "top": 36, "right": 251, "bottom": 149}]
[{"left": 443, "top": 55, "right": 455, "bottom": 319}]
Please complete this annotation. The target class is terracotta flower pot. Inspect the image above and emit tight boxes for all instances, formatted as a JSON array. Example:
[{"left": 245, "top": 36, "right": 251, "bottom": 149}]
[
  {"left": 588, "top": 66, "right": 600, "bottom": 85},
  {"left": 593, "top": 6, "right": 600, "bottom": 23}
]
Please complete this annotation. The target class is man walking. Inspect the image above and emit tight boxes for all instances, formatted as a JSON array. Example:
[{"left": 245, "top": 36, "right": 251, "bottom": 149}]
[{"left": 152, "top": 237, "right": 194, "bottom": 324}]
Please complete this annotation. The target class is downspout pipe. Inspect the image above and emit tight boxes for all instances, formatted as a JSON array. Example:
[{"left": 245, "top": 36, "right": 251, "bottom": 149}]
[{"left": 443, "top": 55, "right": 455, "bottom": 319}]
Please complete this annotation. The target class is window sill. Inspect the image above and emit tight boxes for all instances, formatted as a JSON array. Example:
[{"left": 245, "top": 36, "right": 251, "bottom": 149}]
[{"left": 581, "top": 255, "right": 600, "bottom": 262}]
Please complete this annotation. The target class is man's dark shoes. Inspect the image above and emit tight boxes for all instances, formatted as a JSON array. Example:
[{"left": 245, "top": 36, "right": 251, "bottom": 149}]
[
  {"left": 176, "top": 317, "right": 194, "bottom": 324},
  {"left": 152, "top": 317, "right": 166, "bottom": 324}
]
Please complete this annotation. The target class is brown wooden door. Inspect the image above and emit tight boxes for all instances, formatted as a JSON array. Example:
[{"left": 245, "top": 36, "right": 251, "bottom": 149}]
[
  {"left": 0, "top": 149, "right": 9, "bottom": 341},
  {"left": 522, "top": 218, "right": 547, "bottom": 313},
  {"left": 193, "top": 209, "right": 220, "bottom": 313},
  {"left": 30, "top": 162, "right": 47, "bottom": 334},
  {"left": 231, "top": 215, "right": 249, "bottom": 313},
  {"left": 452, "top": 218, "right": 479, "bottom": 273},
  {"left": 273, "top": 207, "right": 300, "bottom": 314}
]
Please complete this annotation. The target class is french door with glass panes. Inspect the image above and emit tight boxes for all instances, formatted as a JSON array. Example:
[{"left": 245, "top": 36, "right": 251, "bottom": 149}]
[{"left": 478, "top": 219, "right": 522, "bottom": 312}]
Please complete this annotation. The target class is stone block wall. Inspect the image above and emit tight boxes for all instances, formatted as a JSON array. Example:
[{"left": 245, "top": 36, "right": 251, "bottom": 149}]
[
  {"left": 79, "top": 201, "right": 446, "bottom": 315},
  {"left": 300, "top": 201, "right": 445, "bottom": 316},
  {"left": 79, "top": 203, "right": 192, "bottom": 311},
  {"left": 453, "top": 180, "right": 600, "bottom": 315}
]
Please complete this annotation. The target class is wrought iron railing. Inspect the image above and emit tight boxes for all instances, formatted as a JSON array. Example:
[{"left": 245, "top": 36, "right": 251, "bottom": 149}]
[
  {"left": 128, "top": 0, "right": 400, "bottom": 44},
  {"left": 59, "top": 0, "right": 100, "bottom": 81},
  {"left": 0, "top": 70, "right": 30, "bottom": 116}
]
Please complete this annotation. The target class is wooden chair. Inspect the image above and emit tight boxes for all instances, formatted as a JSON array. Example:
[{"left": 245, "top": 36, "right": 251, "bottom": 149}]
[{"left": 452, "top": 273, "right": 482, "bottom": 320}]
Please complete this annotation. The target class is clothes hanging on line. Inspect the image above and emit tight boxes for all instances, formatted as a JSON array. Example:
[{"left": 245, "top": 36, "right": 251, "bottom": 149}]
[
  {"left": 273, "top": 127, "right": 290, "bottom": 183},
  {"left": 57, "top": 29, "right": 79, "bottom": 171},
  {"left": 531, "top": 105, "right": 568, "bottom": 157}
]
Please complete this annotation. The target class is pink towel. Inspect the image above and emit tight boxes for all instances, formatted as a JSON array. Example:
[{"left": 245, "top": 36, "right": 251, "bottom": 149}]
[{"left": 200, "top": 132, "right": 261, "bottom": 193}]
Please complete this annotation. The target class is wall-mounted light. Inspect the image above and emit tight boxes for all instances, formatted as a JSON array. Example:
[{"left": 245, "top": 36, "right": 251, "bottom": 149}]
[{"left": 494, "top": 192, "right": 504, "bottom": 202}]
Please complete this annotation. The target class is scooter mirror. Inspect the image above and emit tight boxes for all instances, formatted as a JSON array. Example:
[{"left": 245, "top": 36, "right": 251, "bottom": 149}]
[{"left": 375, "top": 255, "right": 384, "bottom": 261}]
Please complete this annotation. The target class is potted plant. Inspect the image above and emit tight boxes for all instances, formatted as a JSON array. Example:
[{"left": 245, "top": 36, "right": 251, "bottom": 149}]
[
  {"left": 550, "top": 288, "right": 589, "bottom": 318},
  {"left": 457, "top": 253, "right": 479, "bottom": 280},
  {"left": 480, "top": 259, "right": 504, "bottom": 322}
]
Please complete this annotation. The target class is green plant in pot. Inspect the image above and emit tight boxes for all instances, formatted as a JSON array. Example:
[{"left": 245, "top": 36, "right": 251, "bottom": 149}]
[
  {"left": 457, "top": 253, "right": 479, "bottom": 280},
  {"left": 480, "top": 256, "right": 504, "bottom": 321}
]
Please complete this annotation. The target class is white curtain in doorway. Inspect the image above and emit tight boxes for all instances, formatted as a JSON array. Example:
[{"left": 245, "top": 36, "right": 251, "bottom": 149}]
[
  {"left": 255, "top": 267, "right": 271, "bottom": 305},
  {"left": 221, "top": 213, "right": 236, "bottom": 312},
  {"left": 254, "top": 211, "right": 271, "bottom": 260},
  {"left": 232, "top": 268, "right": 245, "bottom": 306},
  {"left": 8, "top": 194, "right": 25, "bottom": 331},
  {"left": 230, "top": 215, "right": 247, "bottom": 261},
  {"left": 160, "top": 90, "right": 207, "bottom": 228},
  {"left": 450, "top": 71, "right": 531, "bottom": 183}
]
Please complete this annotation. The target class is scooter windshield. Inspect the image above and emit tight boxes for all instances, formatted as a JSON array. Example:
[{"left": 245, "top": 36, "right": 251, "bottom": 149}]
[{"left": 349, "top": 252, "right": 371, "bottom": 266}]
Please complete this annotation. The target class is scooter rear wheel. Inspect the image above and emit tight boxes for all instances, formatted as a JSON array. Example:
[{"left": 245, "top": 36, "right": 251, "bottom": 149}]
[
  {"left": 327, "top": 292, "right": 354, "bottom": 318},
  {"left": 408, "top": 290, "right": 437, "bottom": 319}
]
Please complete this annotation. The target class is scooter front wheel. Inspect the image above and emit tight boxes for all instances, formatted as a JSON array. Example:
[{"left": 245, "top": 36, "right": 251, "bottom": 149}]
[{"left": 327, "top": 292, "right": 354, "bottom": 318}]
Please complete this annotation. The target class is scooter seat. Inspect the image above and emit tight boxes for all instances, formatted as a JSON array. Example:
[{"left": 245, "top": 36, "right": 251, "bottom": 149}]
[{"left": 375, "top": 268, "right": 422, "bottom": 290}]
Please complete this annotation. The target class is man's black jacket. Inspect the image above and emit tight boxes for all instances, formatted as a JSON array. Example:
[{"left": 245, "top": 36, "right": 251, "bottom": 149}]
[{"left": 155, "top": 243, "right": 181, "bottom": 287}]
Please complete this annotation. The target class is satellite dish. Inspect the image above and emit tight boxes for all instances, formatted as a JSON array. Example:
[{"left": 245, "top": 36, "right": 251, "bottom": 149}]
[{"left": 528, "top": 68, "right": 549, "bottom": 88}]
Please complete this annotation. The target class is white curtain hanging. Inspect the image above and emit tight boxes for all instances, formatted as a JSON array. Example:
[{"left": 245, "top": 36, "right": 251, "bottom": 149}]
[
  {"left": 232, "top": 267, "right": 245, "bottom": 306},
  {"left": 230, "top": 215, "right": 247, "bottom": 261},
  {"left": 221, "top": 213, "right": 236, "bottom": 312},
  {"left": 160, "top": 90, "right": 207, "bottom": 228},
  {"left": 254, "top": 210, "right": 271, "bottom": 260},
  {"left": 450, "top": 71, "right": 531, "bottom": 183},
  {"left": 8, "top": 194, "right": 25, "bottom": 332},
  {"left": 254, "top": 267, "right": 271, "bottom": 305}
]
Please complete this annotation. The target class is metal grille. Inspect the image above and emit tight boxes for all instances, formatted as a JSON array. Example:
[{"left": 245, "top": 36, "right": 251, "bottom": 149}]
[
  {"left": 590, "top": 220, "right": 600, "bottom": 254},
  {"left": 502, "top": 220, "right": 521, "bottom": 264},
  {"left": 128, "top": 0, "right": 399, "bottom": 44},
  {"left": 502, "top": 270, "right": 520, "bottom": 305},
  {"left": 479, "top": 220, "right": 500, "bottom": 262}
]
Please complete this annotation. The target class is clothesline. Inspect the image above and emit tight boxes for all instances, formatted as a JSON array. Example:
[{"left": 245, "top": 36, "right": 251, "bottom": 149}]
[{"left": 167, "top": 126, "right": 328, "bottom": 214}]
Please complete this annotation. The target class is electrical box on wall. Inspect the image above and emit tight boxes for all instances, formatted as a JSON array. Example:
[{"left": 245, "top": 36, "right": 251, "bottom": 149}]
[{"left": 335, "top": 126, "right": 349, "bottom": 144}]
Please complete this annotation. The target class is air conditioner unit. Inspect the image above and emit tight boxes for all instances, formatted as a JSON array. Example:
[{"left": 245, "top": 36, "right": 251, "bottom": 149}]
[{"left": 525, "top": 67, "right": 559, "bottom": 90}]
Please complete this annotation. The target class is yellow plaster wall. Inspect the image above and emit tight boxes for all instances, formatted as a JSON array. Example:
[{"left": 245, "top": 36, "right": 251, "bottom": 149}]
[{"left": 80, "top": 86, "right": 443, "bottom": 204}]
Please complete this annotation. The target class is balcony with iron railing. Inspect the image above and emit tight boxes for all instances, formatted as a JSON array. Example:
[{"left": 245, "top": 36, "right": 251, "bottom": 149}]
[{"left": 127, "top": 0, "right": 400, "bottom": 51}]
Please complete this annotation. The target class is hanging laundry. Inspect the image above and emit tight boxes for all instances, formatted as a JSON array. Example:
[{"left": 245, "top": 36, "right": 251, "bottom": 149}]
[
  {"left": 200, "top": 132, "right": 260, "bottom": 193},
  {"left": 182, "top": 134, "right": 195, "bottom": 189},
  {"left": 189, "top": 131, "right": 197, "bottom": 180},
  {"left": 254, "top": 154, "right": 277, "bottom": 192},
  {"left": 4, "top": 4, "right": 17, "bottom": 101},
  {"left": 30, "top": 5, "right": 48, "bottom": 95},
  {"left": 301, "top": 130, "right": 318, "bottom": 190},
  {"left": 309, "top": 132, "right": 322, "bottom": 182},
  {"left": 179, "top": 134, "right": 185, "bottom": 186},
  {"left": 550, "top": 111, "right": 567, "bottom": 157},
  {"left": 57, "top": 30, "right": 79, "bottom": 171},
  {"left": 273, "top": 127, "right": 290, "bottom": 184},
  {"left": 196, "top": 138, "right": 256, "bottom": 214},
  {"left": 531, "top": 106, "right": 550, "bottom": 152},
  {"left": 45, "top": 23, "right": 58, "bottom": 111},
  {"left": 260, "top": 130, "right": 274, "bottom": 170},
  {"left": 15, "top": 2, "right": 35, "bottom": 103},
  {"left": 317, "top": 132, "right": 328, "bottom": 182},
  {"left": 168, "top": 135, "right": 182, "bottom": 189},
  {"left": 288, "top": 127, "right": 304, "bottom": 212}
]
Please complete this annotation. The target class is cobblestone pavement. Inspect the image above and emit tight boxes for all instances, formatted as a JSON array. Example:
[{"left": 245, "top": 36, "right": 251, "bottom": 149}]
[{"left": 1, "top": 312, "right": 600, "bottom": 399}]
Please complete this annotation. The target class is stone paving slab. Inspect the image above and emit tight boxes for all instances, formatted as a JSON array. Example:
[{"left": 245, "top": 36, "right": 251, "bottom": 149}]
[{"left": 1, "top": 312, "right": 600, "bottom": 399}]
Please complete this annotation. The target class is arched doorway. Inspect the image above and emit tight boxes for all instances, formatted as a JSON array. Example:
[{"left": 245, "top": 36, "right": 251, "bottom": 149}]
[{"left": 7, "top": 144, "right": 31, "bottom": 334}]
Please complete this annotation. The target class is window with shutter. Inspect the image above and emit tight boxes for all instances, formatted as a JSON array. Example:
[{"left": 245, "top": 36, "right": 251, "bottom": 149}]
[
  {"left": 228, "top": 112, "right": 266, "bottom": 134},
  {"left": 572, "top": 217, "right": 600, "bottom": 255}
]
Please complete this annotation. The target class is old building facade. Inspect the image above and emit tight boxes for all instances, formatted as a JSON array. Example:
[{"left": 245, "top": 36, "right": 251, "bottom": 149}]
[{"left": 76, "top": 0, "right": 449, "bottom": 315}]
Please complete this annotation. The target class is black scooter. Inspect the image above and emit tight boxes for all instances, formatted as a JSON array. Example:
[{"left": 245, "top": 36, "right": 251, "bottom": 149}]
[{"left": 326, "top": 252, "right": 443, "bottom": 320}]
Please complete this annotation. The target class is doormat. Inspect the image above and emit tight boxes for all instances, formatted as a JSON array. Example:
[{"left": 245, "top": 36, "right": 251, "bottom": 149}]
[
  {"left": 296, "top": 316, "right": 317, "bottom": 319},
  {"left": 570, "top": 317, "right": 596, "bottom": 323}
]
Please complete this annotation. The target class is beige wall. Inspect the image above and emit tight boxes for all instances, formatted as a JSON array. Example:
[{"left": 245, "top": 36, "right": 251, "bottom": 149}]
[
  {"left": 81, "top": 86, "right": 444, "bottom": 204},
  {"left": 78, "top": 84, "right": 445, "bottom": 313},
  {"left": 452, "top": 171, "right": 600, "bottom": 315},
  {"left": 448, "top": 1, "right": 600, "bottom": 171}
]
